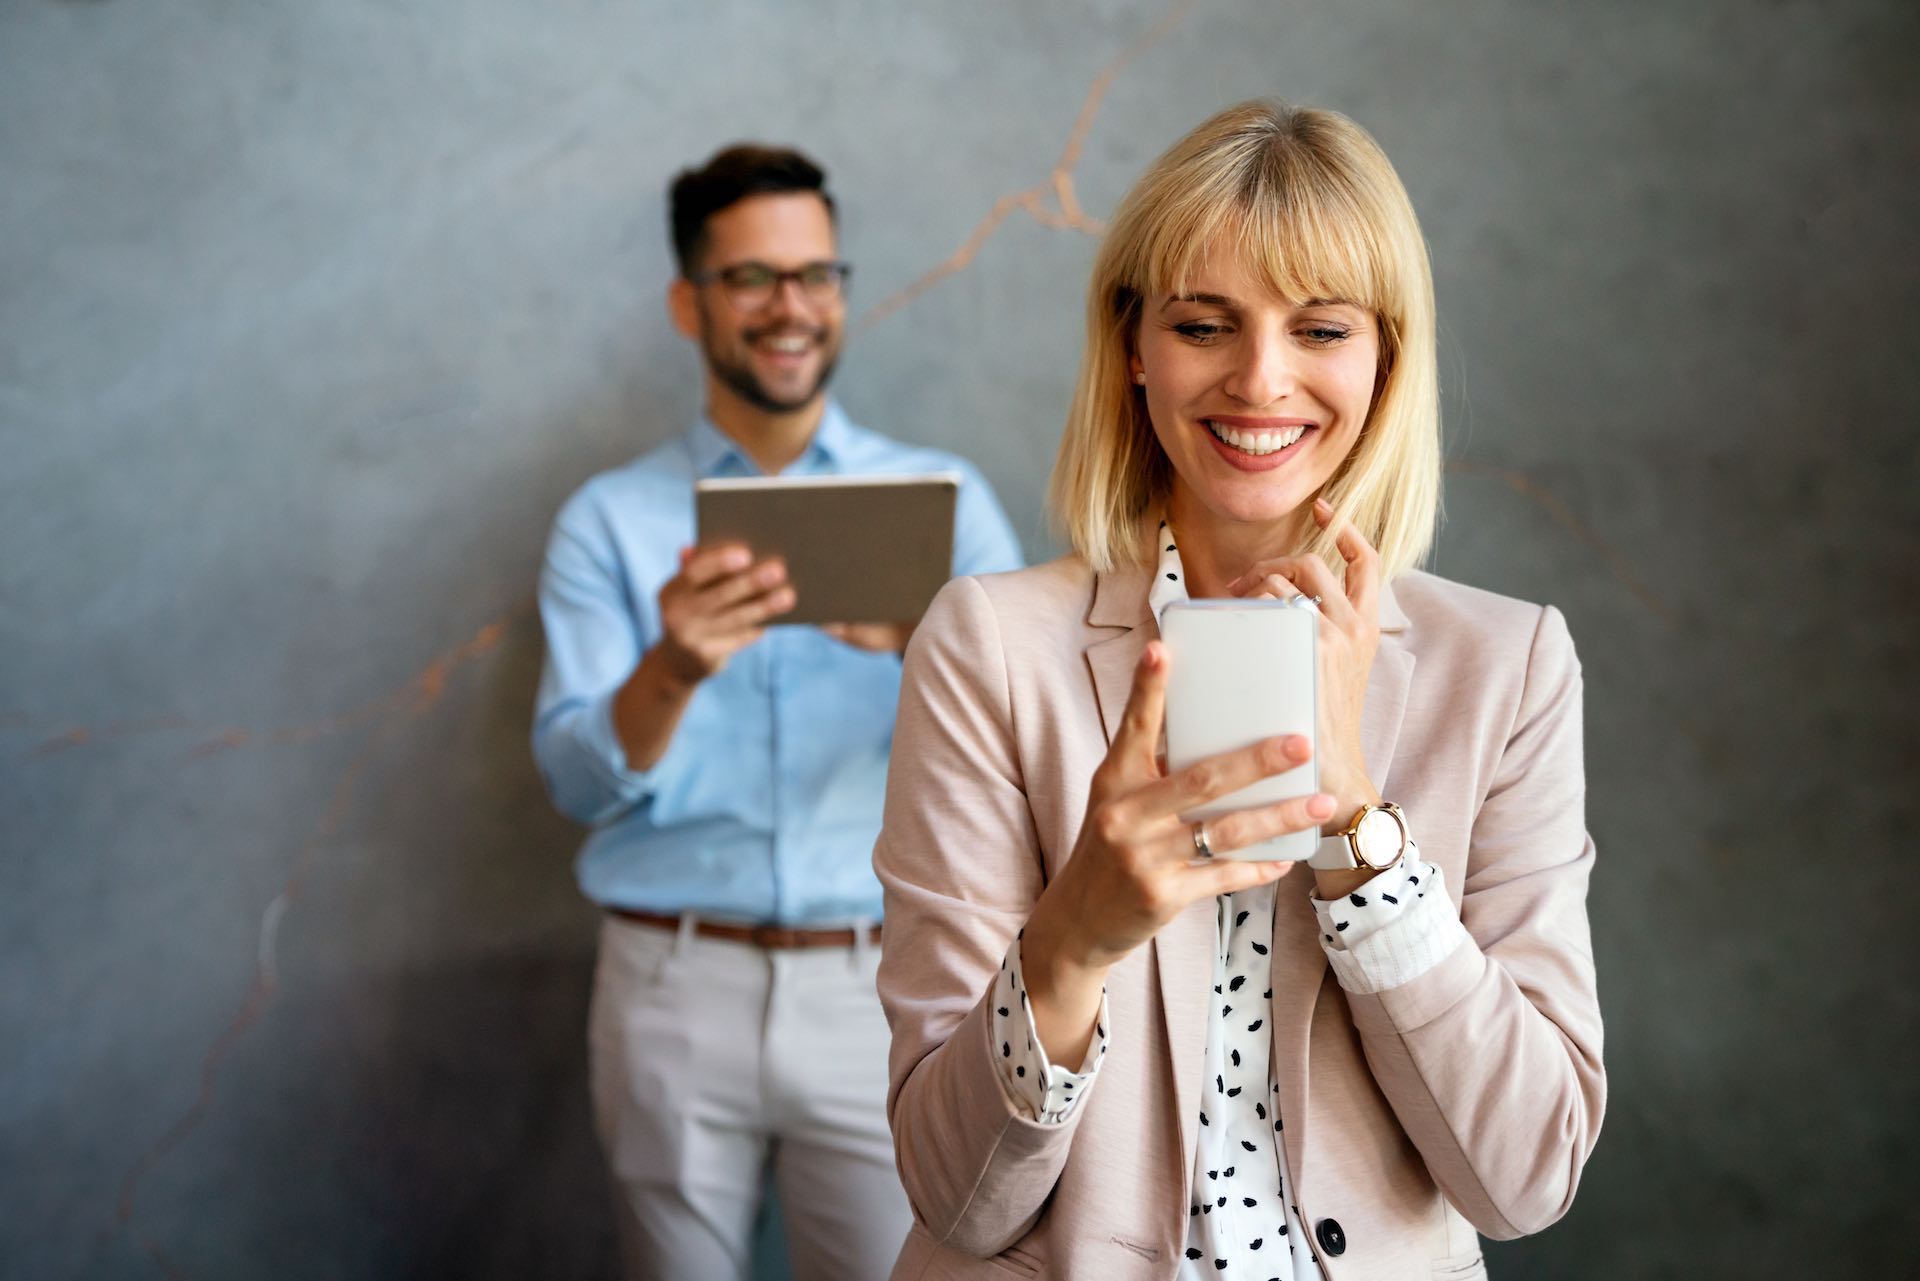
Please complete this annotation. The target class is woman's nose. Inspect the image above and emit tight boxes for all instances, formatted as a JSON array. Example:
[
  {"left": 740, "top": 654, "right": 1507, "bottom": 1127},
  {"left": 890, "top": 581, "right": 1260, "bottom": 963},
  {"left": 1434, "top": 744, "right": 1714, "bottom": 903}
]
[{"left": 1222, "top": 335, "right": 1297, "bottom": 406}]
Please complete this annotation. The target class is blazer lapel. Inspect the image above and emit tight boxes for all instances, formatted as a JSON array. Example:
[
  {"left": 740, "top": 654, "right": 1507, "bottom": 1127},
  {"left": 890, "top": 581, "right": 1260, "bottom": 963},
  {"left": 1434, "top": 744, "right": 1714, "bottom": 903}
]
[
  {"left": 1085, "top": 562, "right": 1214, "bottom": 1186},
  {"left": 1269, "top": 577, "right": 1416, "bottom": 1189},
  {"left": 1085, "top": 628, "right": 1146, "bottom": 747}
]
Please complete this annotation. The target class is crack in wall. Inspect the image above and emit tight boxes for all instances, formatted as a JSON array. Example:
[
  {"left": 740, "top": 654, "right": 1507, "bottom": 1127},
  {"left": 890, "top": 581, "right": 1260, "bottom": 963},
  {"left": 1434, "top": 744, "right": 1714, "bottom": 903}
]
[
  {"left": 854, "top": 0, "right": 1199, "bottom": 333},
  {"left": 1446, "top": 460, "right": 1674, "bottom": 624},
  {"left": 10, "top": 617, "right": 519, "bottom": 763},
  {"left": 22, "top": 716, "right": 194, "bottom": 758}
]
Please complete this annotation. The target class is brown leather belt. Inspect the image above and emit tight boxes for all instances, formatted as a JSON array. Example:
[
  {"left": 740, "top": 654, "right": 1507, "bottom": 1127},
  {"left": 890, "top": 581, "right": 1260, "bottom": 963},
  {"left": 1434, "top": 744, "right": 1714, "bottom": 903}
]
[{"left": 608, "top": 907, "right": 880, "bottom": 950}]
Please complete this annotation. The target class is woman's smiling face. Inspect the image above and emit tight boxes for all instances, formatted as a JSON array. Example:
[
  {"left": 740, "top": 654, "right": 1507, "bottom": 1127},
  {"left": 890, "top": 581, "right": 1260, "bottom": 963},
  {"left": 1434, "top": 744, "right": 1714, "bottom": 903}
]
[{"left": 1133, "top": 240, "right": 1382, "bottom": 533}]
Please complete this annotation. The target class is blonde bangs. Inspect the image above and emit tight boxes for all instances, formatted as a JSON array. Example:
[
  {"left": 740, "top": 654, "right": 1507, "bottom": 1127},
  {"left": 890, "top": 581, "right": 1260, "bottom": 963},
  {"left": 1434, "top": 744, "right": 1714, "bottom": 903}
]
[{"left": 1114, "top": 132, "right": 1399, "bottom": 325}]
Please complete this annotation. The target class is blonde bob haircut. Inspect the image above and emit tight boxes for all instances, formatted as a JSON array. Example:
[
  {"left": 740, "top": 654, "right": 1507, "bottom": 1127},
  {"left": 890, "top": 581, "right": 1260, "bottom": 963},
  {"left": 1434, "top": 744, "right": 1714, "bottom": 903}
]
[{"left": 1049, "top": 101, "right": 1440, "bottom": 578}]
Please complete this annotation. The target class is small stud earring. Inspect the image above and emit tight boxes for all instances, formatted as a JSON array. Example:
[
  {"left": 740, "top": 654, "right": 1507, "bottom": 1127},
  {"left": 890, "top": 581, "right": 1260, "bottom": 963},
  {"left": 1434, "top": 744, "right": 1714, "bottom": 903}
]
[{"left": 1133, "top": 370, "right": 1146, "bottom": 384}]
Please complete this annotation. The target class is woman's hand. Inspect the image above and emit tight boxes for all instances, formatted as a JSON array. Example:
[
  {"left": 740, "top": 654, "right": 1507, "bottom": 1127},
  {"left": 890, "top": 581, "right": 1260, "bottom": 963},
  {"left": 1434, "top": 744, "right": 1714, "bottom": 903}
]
[
  {"left": 1020, "top": 639, "right": 1334, "bottom": 1064},
  {"left": 1227, "top": 497, "right": 1383, "bottom": 837}
]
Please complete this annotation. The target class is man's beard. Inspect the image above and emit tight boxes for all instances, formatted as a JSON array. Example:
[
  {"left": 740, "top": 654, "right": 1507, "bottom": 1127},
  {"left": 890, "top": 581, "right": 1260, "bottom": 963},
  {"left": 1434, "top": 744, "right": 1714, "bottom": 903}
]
[{"left": 704, "top": 319, "right": 840, "bottom": 414}]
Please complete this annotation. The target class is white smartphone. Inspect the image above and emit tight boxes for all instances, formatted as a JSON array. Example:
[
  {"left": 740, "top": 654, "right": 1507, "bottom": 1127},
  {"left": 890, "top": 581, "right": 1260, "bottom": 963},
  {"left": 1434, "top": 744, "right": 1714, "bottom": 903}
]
[{"left": 1160, "top": 599, "right": 1319, "bottom": 861}]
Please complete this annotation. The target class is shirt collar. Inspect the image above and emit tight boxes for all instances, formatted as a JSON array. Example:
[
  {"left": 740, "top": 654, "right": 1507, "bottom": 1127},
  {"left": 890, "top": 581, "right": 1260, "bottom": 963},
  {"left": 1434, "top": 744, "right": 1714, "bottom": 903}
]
[
  {"left": 809, "top": 399, "right": 854, "bottom": 468},
  {"left": 685, "top": 415, "right": 742, "bottom": 478},
  {"left": 685, "top": 399, "right": 853, "bottom": 479},
  {"left": 1146, "top": 517, "right": 1190, "bottom": 621}
]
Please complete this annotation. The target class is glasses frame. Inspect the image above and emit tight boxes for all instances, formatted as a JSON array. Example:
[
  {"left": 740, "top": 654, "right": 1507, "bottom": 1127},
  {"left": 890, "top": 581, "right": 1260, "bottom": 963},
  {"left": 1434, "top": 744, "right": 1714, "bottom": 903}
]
[{"left": 688, "top": 259, "right": 854, "bottom": 313}]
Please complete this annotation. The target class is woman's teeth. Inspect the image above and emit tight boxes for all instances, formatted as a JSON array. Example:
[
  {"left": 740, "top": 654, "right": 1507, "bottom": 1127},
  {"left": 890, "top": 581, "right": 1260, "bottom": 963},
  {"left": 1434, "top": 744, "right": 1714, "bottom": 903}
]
[{"left": 1206, "top": 420, "right": 1308, "bottom": 455}]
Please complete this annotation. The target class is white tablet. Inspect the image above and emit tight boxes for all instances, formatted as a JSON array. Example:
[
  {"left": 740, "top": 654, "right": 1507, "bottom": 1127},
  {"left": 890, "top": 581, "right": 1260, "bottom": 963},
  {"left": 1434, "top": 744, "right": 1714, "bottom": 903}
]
[{"left": 694, "top": 472, "right": 960, "bottom": 626}]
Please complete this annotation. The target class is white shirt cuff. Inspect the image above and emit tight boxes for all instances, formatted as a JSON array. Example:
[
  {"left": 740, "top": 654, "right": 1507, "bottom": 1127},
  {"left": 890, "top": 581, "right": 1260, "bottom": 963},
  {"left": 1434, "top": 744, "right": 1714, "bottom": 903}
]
[
  {"left": 1310, "top": 852, "right": 1468, "bottom": 995},
  {"left": 990, "top": 933, "right": 1109, "bottom": 1124}
]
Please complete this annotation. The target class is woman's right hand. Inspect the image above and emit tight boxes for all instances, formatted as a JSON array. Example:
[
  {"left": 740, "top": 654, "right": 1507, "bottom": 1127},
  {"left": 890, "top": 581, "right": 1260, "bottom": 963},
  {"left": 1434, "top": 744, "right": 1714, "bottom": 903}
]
[{"left": 1019, "top": 640, "right": 1334, "bottom": 1062}]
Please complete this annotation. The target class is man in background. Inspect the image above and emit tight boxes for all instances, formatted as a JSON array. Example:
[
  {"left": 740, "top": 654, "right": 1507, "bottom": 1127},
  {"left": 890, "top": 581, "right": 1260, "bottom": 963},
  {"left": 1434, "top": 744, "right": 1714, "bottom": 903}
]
[{"left": 532, "top": 144, "right": 1022, "bottom": 1280}]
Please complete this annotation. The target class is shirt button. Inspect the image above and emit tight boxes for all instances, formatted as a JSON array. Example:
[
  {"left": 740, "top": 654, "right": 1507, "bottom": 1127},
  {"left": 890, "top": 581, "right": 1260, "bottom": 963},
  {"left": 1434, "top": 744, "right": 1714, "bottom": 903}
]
[{"left": 1314, "top": 1218, "right": 1347, "bottom": 1257}]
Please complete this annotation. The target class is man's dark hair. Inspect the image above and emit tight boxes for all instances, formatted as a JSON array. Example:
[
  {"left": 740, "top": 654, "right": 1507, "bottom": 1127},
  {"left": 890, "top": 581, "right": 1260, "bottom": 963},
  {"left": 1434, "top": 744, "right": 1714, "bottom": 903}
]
[{"left": 669, "top": 144, "right": 836, "bottom": 275}]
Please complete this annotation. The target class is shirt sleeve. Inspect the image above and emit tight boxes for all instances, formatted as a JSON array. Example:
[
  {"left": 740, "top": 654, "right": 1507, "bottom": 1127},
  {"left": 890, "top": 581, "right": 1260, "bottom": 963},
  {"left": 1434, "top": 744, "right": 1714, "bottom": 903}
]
[
  {"left": 949, "top": 461, "right": 1025, "bottom": 577},
  {"left": 530, "top": 496, "right": 674, "bottom": 826},
  {"left": 1310, "top": 845, "right": 1470, "bottom": 995},
  {"left": 989, "top": 935, "right": 1110, "bottom": 1125}
]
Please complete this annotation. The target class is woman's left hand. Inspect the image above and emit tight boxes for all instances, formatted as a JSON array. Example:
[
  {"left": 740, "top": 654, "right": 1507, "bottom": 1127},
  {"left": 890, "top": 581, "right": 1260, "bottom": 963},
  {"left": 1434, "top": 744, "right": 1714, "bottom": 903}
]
[{"left": 1226, "top": 497, "right": 1383, "bottom": 836}]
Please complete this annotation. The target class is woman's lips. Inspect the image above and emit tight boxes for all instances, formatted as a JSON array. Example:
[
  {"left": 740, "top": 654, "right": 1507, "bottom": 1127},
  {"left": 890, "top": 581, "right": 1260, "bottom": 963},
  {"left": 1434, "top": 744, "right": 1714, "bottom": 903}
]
[{"left": 1201, "top": 417, "right": 1317, "bottom": 470}]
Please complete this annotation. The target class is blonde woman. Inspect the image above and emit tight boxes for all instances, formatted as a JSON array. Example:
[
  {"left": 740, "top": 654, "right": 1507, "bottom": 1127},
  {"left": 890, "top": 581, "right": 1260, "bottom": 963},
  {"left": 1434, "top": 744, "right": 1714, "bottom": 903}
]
[{"left": 874, "top": 102, "right": 1604, "bottom": 1280}]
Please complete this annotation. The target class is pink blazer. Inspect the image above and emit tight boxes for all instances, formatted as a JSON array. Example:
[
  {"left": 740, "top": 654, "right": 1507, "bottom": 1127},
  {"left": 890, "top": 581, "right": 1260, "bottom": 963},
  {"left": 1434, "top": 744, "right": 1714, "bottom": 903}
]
[{"left": 874, "top": 555, "right": 1605, "bottom": 1280}]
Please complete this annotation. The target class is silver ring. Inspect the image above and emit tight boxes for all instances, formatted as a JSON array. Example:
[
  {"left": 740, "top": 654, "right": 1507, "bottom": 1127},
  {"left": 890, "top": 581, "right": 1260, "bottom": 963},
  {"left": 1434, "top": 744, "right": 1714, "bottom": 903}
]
[{"left": 1191, "top": 821, "right": 1212, "bottom": 858}]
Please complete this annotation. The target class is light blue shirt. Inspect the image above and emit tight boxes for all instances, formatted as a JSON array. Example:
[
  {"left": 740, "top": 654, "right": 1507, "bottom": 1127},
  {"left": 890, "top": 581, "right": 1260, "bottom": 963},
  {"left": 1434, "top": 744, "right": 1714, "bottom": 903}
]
[{"left": 533, "top": 401, "right": 1024, "bottom": 925}]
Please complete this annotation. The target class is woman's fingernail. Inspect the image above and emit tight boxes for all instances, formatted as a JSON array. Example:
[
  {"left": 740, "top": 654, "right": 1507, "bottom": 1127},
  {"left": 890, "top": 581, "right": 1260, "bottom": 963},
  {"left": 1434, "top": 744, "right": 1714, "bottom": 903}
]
[{"left": 1308, "top": 794, "right": 1336, "bottom": 819}]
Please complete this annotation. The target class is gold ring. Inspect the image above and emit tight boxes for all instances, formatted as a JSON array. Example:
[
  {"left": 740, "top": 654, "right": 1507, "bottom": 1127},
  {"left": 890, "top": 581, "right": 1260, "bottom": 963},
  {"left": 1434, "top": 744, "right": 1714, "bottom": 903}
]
[{"left": 1191, "top": 821, "right": 1212, "bottom": 858}]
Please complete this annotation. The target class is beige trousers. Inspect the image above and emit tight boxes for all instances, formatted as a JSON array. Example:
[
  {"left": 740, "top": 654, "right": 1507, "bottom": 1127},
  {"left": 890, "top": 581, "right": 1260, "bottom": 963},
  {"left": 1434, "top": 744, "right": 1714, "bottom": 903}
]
[{"left": 589, "top": 915, "right": 912, "bottom": 1281}]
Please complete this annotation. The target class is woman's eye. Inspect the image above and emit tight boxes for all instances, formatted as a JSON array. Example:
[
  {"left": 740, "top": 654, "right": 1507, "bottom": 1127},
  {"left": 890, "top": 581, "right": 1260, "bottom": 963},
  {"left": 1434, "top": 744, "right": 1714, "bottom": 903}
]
[
  {"left": 1299, "top": 325, "right": 1352, "bottom": 345},
  {"left": 1173, "top": 321, "right": 1230, "bottom": 341}
]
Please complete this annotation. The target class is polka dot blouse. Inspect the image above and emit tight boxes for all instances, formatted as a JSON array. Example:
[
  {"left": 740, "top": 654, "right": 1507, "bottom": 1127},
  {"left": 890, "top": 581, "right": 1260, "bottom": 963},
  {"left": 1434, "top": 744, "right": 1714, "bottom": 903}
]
[{"left": 989, "top": 529, "right": 1469, "bottom": 1279}]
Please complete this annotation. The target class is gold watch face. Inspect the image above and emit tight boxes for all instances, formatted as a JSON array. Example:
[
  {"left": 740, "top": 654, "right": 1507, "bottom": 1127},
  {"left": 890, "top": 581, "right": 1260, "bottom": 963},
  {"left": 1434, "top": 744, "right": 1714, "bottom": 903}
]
[{"left": 1353, "top": 807, "right": 1404, "bottom": 869}]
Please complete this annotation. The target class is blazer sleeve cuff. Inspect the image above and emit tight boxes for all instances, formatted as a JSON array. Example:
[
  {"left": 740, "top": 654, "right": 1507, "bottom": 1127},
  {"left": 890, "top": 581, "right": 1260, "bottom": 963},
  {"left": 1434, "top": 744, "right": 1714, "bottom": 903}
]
[
  {"left": 1341, "top": 928, "right": 1491, "bottom": 1034},
  {"left": 929, "top": 978, "right": 1096, "bottom": 1207}
]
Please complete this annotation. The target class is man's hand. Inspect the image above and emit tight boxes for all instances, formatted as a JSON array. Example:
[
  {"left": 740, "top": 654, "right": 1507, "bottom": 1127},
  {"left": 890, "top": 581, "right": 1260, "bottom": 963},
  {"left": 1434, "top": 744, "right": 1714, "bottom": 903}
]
[
  {"left": 821, "top": 621, "right": 915, "bottom": 655},
  {"left": 611, "top": 543, "right": 795, "bottom": 772},
  {"left": 655, "top": 543, "right": 796, "bottom": 688}
]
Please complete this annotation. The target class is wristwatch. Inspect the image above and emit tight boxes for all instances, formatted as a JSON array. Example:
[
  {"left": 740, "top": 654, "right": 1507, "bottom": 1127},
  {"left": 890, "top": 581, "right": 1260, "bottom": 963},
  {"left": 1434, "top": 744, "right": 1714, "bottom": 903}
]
[{"left": 1309, "top": 801, "right": 1409, "bottom": 872}]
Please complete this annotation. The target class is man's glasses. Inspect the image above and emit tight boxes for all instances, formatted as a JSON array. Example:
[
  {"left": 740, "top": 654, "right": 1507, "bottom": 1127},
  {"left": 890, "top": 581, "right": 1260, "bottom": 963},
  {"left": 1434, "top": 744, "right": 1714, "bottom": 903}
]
[{"left": 690, "top": 260, "right": 853, "bottom": 312}]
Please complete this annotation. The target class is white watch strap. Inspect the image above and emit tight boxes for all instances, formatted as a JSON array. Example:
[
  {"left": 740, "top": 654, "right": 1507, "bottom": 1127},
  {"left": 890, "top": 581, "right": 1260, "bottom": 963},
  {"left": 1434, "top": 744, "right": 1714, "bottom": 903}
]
[{"left": 1309, "top": 833, "right": 1357, "bottom": 870}]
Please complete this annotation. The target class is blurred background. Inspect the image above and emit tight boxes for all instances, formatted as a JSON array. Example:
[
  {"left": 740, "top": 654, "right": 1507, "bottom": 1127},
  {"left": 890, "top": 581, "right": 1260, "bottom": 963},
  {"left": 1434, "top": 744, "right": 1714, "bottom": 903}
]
[{"left": 3, "top": 0, "right": 1916, "bottom": 1277}]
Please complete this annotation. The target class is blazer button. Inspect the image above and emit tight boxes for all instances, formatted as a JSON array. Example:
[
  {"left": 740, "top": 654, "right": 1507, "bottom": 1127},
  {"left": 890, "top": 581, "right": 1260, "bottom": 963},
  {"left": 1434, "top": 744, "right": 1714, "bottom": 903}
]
[{"left": 1314, "top": 1218, "right": 1347, "bottom": 1257}]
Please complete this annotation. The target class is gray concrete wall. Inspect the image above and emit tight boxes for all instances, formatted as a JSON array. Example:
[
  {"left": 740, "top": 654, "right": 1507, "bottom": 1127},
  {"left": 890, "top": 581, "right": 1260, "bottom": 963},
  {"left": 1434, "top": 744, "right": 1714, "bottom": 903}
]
[{"left": 4, "top": 1, "right": 1915, "bottom": 1277}]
